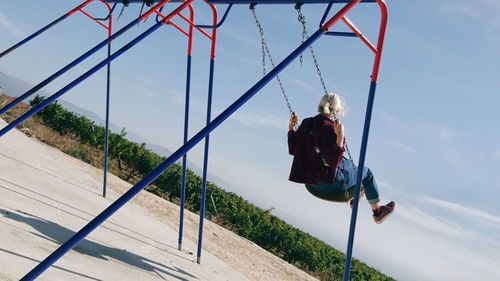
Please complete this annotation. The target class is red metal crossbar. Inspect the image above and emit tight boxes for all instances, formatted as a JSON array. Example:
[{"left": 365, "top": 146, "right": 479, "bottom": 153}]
[
  {"left": 321, "top": 0, "right": 387, "bottom": 82},
  {"left": 341, "top": 16, "right": 377, "bottom": 53},
  {"left": 150, "top": 0, "right": 218, "bottom": 58},
  {"left": 67, "top": 0, "right": 113, "bottom": 34}
]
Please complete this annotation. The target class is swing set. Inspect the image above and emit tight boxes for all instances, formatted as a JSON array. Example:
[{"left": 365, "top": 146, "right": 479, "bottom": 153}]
[{"left": 0, "top": 1, "right": 388, "bottom": 280}]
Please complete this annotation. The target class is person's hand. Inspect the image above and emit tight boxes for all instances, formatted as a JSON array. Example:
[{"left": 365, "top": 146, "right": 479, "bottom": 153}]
[
  {"left": 289, "top": 112, "right": 298, "bottom": 131},
  {"left": 333, "top": 119, "right": 344, "bottom": 146}
]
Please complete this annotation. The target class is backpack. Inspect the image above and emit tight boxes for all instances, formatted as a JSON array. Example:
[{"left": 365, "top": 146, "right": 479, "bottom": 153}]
[{"left": 300, "top": 116, "right": 330, "bottom": 167}]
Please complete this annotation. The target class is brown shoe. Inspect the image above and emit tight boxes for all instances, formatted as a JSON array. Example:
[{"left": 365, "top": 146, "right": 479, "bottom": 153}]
[{"left": 373, "top": 201, "right": 396, "bottom": 224}]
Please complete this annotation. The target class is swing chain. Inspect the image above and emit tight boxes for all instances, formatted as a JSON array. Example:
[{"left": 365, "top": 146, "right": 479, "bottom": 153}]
[
  {"left": 138, "top": 2, "right": 149, "bottom": 24},
  {"left": 250, "top": 5, "right": 294, "bottom": 115},
  {"left": 296, "top": 5, "right": 329, "bottom": 95},
  {"left": 296, "top": 4, "right": 307, "bottom": 67},
  {"left": 345, "top": 141, "right": 355, "bottom": 166},
  {"left": 117, "top": 3, "right": 126, "bottom": 21}
]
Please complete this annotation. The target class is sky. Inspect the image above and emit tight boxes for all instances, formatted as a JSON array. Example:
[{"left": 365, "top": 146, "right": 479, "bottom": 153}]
[{"left": 1, "top": 0, "right": 500, "bottom": 280}]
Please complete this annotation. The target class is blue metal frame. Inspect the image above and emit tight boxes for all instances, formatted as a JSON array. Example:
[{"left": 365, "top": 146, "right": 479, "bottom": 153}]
[
  {"left": 343, "top": 81, "right": 377, "bottom": 281},
  {"left": 326, "top": 31, "right": 357, "bottom": 37},
  {"left": 9, "top": 1, "right": 388, "bottom": 279},
  {"left": 319, "top": 2, "right": 357, "bottom": 37},
  {"left": 0, "top": 18, "right": 140, "bottom": 117},
  {"left": 195, "top": 4, "right": 233, "bottom": 29},
  {"left": 103, "top": 42, "right": 112, "bottom": 198},
  {"left": 20, "top": 27, "right": 325, "bottom": 281},
  {"left": 196, "top": 58, "right": 216, "bottom": 264},
  {"left": 178, "top": 54, "right": 192, "bottom": 251}
]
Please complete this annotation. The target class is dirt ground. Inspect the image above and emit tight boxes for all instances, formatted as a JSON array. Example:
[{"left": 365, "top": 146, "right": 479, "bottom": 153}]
[{"left": 0, "top": 117, "right": 317, "bottom": 281}]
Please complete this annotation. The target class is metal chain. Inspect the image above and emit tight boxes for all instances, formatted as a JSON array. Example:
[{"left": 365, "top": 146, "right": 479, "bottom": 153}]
[
  {"left": 297, "top": 6, "right": 307, "bottom": 67},
  {"left": 143, "top": 1, "right": 149, "bottom": 23},
  {"left": 296, "top": 7, "right": 328, "bottom": 95},
  {"left": 117, "top": 3, "right": 126, "bottom": 21},
  {"left": 138, "top": 2, "right": 145, "bottom": 24},
  {"left": 250, "top": 6, "right": 294, "bottom": 115},
  {"left": 344, "top": 142, "right": 355, "bottom": 166}
]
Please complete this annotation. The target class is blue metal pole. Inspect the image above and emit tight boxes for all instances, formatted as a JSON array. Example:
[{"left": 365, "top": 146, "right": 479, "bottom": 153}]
[
  {"left": 0, "top": 22, "right": 163, "bottom": 138},
  {"left": 178, "top": 54, "right": 192, "bottom": 251},
  {"left": 0, "top": 15, "right": 67, "bottom": 59},
  {"left": 342, "top": 81, "right": 378, "bottom": 281},
  {"left": 103, "top": 42, "right": 112, "bottom": 198},
  {"left": 0, "top": 18, "right": 141, "bottom": 116},
  {"left": 196, "top": 58, "right": 215, "bottom": 264},
  {"left": 20, "top": 28, "right": 325, "bottom": 281}
]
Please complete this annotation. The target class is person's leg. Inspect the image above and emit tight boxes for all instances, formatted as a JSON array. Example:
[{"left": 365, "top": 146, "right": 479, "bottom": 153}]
[
  {"left": 360, "top": 166, "right": 397, "bottom": 223},
  {"left": 343, "top": 163, "right": 396, "bottom": 223},
  {"left": 360, "top": 166, "right": 380, "bottom": 206},
  {"left": 339, "top": 160, "right": 377, "bottom": 203}
]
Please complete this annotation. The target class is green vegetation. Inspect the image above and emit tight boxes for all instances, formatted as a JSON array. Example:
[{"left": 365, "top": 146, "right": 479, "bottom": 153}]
[{"left": 26, "top": 95, "right": 394, "bottom": 281}]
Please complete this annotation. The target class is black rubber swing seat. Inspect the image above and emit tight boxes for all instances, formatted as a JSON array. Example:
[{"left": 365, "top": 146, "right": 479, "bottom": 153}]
[{"left": 305, "top": 184, "right": 364, "bottom": 203}]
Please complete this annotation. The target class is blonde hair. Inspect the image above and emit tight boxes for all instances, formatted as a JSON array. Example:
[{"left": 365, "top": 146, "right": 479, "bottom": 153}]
[{"left": 317, "top": 92, "right": 346, "bottom": 118}]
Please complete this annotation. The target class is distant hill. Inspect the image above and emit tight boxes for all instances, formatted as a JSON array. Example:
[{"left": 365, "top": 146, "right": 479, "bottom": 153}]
[
  {"left": 0, "top": 70, "right": 170, "bottom": 154},
  {"left": 0, "top": 71, "right": 36, "bottom": 97}
]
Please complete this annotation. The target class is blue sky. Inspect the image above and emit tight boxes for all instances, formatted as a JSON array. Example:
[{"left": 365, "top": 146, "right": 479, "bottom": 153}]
[{"left": 1, "top": 0, "right": 500, "bottom": 280}]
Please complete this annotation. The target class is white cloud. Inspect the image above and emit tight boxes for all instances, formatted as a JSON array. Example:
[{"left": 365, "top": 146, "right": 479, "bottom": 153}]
[
  {"left": 288, "top": 75, "right": 319, "bottom": 94},
  {"left": 168, "top": 88, "right": 185, "bottom": 104},
  {"left": 394, "top": 141, "right": 416, "bottom": 153},
  {"left": 437, "top": 127, "right": 458, "bottom": 141},
  {"left": 416, "top": 195, "right": 500, "bottom": 228},
  {"left": 137, "top": 76, "right": 158, "bottom": 86},
  {"left": 377, "top": 181, "right": 395, "bottom": 191},
  {"left": 248, "top": 134, "right": 287, "bottom": 150},
  {"left": 168, "top": 89, "right": 208, "bottom": 116},
  {"left": 495, "top": 149, "right": 500, "bottom": 160},
  {"left": 443, "top": 148, "right": 464, "bottom": 166},
  {"left": 220, "top": 26, "right": 256, "bottom": 46},
  {"left": 0, "top": 12, "right": 26, "bottom": 39},
  {"left": 139, "top": 89, "right": 155, "bottom": 97},
  {"left": 396, "top": 203, "right": 466, "bottom": 238},
  {"left": 230, "top": 110, "right": 287, "bottom": 130},
  {"left": 378, "top": 111, "right": 419, "bottom": 137},
  {"left": 227, "top": 52, "right": 260, "bottom": 67},
  {"left": 440, "top": 0, "right": 500, "bottom": 27}
]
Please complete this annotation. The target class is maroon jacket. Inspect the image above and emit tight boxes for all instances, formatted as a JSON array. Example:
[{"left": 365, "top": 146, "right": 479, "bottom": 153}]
[{"left": 288, "top": 114, "right": 344, "bottom": 184}]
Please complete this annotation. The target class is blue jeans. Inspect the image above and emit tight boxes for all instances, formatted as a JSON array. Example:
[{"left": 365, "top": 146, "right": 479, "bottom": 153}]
[{"left": 305, "top": 158, "right": 380, "bottom": 204}]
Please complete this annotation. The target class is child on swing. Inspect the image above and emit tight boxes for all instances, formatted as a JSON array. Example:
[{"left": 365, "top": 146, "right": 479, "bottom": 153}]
[{"left": 287, "top": 93, "right": 395, "bottom": 224}]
